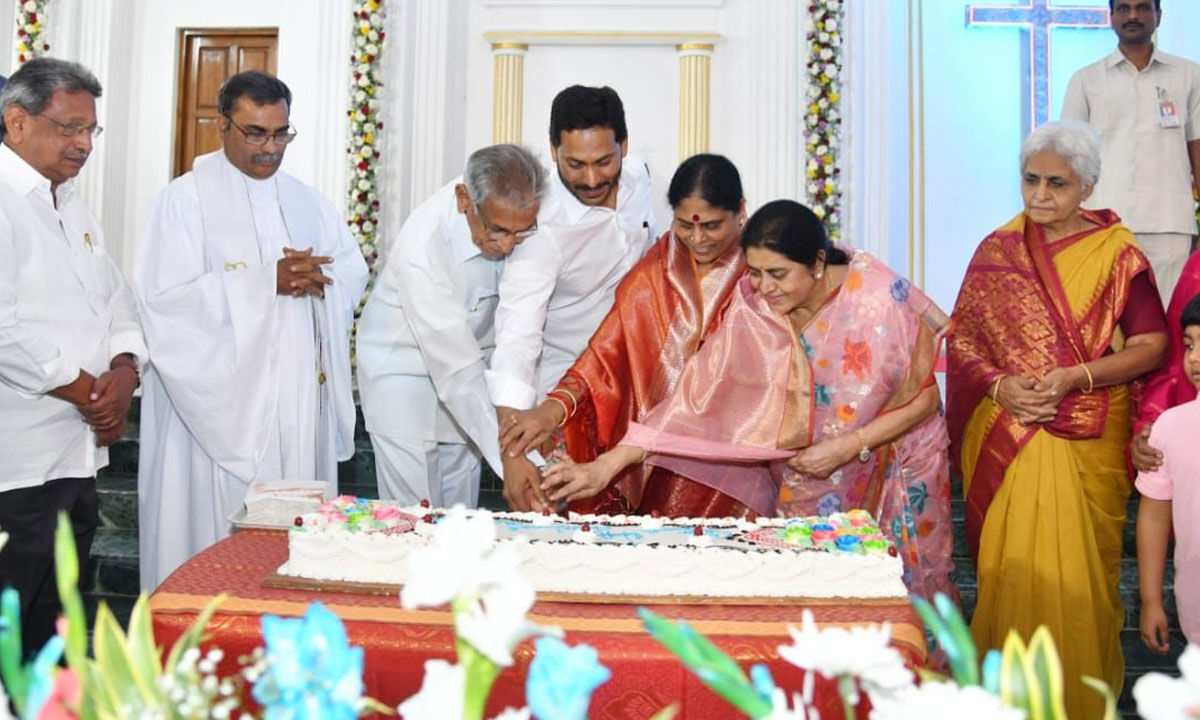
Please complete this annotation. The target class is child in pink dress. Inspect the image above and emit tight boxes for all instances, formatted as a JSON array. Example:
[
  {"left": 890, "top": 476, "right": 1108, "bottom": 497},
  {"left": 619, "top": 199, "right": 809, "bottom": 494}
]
[{"left": 1136, "top": 291, "right": 1200, "bottom": 651}]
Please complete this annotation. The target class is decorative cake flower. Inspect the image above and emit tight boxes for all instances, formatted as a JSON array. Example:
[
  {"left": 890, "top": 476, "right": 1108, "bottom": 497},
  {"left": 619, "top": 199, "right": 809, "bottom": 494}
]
[{"left": 525, "top": 636, "right": 611, "bottom": 720}]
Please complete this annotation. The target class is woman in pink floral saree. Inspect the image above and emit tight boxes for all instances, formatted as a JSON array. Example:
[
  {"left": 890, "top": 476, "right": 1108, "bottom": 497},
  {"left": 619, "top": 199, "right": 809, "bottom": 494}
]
[{"left": 542, "top": 200, "right": 955, "bottom": 601}]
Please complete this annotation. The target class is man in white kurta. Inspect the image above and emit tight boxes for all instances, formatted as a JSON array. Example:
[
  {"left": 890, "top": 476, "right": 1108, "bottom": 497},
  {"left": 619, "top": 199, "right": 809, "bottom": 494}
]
[
  {"left": 134, "top": 72, "right": 367, "bottom": 590},
  {"left": 0, "top": 58, "right": 146, "bottom": 656},
  {"left": 486, "top": 85, "right": 656, "bottom": 509},
  {"left": 356, "top": 145, "right": 545, "bottom": 505}
]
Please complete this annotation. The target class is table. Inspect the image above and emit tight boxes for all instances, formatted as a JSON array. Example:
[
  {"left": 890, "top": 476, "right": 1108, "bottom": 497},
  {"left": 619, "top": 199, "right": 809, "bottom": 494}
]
[{"left": 150, "top": 531, "right": 926, "bottom": 719}]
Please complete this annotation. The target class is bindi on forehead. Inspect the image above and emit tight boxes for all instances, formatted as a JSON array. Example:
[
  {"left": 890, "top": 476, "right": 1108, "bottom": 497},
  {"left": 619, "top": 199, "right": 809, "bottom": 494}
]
[{"left": 692, "top": 214, "right": 700, "bottom": 222}]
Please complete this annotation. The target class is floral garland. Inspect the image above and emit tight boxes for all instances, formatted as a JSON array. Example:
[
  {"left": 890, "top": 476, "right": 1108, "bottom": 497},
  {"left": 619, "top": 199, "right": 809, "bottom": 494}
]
[
  {"left": 347, "top": 0, "right": 385, "bottom": 270},
  {"left": 804, "top": 0, "right": 844, "bottom": 241},
  {"left": 14, "top": 0, "right": 49, "bottom": 64}
]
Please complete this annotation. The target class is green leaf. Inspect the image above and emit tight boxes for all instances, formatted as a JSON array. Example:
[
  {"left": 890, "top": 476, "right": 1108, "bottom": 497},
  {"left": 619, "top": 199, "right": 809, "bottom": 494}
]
[
  {"left": 638, "top": 608, "right": 773, "bottom": 718},
  {"left": 123, "top": 595, "right": 163, "bottom": 694},
  {"left": 934, "top": 592, "right": 979, "bottom": 686},
  {"left": 1080, "top": 675, "right": 1117, "bottom": 720},
  {"left": 76, "top": 663, "right": 104, "bottom": 720},
  {"left": 1027, "top": 627, "right": 1067, "bottom": 720},
  {"left": 53, "top": 512, "right": 88, "bottom": 671},
  {"left": 912, "top": 593, "right": 978, "bottom": 687},
  {"left": 0, "top": 587, "right": 28, "bottom": 716},
  {"left": 92, "top": 602, "right": 155, "bottom": 712},
  {"left": 998, "top": 630, "right": 1041, "bottom": 718},
  {"left": 457, "top": 637, "right": 501, "bottom": 720}
]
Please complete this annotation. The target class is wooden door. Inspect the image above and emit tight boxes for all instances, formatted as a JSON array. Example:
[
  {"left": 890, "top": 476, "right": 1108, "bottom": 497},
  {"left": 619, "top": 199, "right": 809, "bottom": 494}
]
[{"left": 173, "top": 28, "right": 278, "bottom": 177}]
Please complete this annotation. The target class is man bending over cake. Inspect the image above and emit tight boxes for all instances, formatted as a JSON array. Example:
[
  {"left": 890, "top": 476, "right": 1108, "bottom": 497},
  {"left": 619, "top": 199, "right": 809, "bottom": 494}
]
[
  {"left": 134, "top": 71, "right": 368, "bottom": 590},
  {"left": 357, "top": 145, "right": 547, "bottom": 506}
]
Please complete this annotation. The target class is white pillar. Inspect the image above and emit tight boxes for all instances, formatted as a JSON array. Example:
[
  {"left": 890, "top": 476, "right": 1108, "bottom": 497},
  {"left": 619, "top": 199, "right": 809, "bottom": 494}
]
[
  {"left": 744, "top": 0, "right": 803, "bottom": 213},
  {"left": 378, "top": 0, "right": 468, "bottom": 258},
  {"left": 844, "top": 0, "right": 893, "bottom": 263},
  {"left": 46, "top": 0, "right": 135, "bottom": 270},
  {"left": 312, "top": 0, "right": 353, "bottom": 213}
]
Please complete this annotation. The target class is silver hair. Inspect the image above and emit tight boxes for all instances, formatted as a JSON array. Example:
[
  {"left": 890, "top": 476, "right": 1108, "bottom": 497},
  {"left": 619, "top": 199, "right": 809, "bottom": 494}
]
[
  {"left": 463, "top": 144, "right": 548, "bottom": 211},
  {"left": 1019, "top": 120, "right": 1102, "bottom": 189},
  {"left": 0, "top": 57, "right": 102, "bottom": 140}
]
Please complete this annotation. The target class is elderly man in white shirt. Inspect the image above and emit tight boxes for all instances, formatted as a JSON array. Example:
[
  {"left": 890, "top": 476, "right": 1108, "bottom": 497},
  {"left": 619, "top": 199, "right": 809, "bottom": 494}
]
[
  {"left": 135, "top": 71, "right": 367, "bottom": 590},
  {"left": 486, "top": 85, "right": 656, "bottom": 510},
  {"left": 357, "top": 144, "right": 546, "bottom": 506},
  {"left": 1061, "top": 0, "right": 1200, "bottom": 303},
  {"left": 0, "top": 58, "right": 146, "bottom": 658}
]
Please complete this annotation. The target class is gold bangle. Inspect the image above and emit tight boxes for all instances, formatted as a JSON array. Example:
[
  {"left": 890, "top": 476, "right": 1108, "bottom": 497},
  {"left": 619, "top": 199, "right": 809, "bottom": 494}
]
[
  {"left": 1078, "top": 363, "right": 1094, "bottom": 395},
  {"left": 545, "top": 396, "right": 570, "bottom": 428},
  {"left": 556, "top": 387, "right": 579, "bottom": 409},
  {"left": 991, "top": 376, "right": 1006, "bottom": 402},
  {"left": 549, "top": 389, "right": 577, "bottom": 416}
]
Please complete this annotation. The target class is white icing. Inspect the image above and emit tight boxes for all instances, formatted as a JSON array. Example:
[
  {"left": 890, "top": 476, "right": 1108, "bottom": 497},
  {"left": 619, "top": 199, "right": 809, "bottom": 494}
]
[{"left": 279, "top": 503, "right": 908, "bottom": 599}]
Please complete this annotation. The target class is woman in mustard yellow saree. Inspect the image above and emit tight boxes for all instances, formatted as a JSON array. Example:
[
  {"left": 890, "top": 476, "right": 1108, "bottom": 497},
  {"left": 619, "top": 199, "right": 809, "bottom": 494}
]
[{"left": 947, "top": 121, "right": 1167, "bottom": 718}]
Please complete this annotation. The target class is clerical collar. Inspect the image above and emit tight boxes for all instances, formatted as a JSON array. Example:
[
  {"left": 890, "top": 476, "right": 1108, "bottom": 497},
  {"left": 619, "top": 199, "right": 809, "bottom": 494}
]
[{"left": 244, "top": 172, "right": 279, "bottom": 202}]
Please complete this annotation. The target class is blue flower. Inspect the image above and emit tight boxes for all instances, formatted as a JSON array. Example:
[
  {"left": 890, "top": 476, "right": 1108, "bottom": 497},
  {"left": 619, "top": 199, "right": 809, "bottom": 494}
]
[
  {"left": 890, "top": 277, "right": 910, "bottom": 302},
  {"left": 526, "top": 637, "right": 611, "bottom": 720},
  {"left": 253, "top": 602, "right": 365, "bottom": 720}
]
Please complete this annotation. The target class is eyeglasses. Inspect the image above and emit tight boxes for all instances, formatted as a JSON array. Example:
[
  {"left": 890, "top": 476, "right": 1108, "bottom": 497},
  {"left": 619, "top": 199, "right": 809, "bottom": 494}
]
[
  {"left": 224, "top": 117, "right": 298, "bottom": 146},
  {"left": 36, "top": 114, "right": 103, "bottom": 139},
  {"left": 477, "top": 208, "right": 538, "bottom": 242}
]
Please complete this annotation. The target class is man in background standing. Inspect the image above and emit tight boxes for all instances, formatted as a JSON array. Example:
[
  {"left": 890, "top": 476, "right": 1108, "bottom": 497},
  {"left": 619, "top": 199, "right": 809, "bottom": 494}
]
[
  {"left": 0, "top": 58, "right": 145, "bottom": 656},
  {"left": 1062, "top": 0, "right": 1200, "bottom": 302}
]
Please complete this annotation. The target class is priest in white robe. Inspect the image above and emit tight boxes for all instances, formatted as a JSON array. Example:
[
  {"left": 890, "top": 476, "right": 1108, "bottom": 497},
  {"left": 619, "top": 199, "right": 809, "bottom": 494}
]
[{"left": 134, "top": 71, "right": 368, "bottom": 590}]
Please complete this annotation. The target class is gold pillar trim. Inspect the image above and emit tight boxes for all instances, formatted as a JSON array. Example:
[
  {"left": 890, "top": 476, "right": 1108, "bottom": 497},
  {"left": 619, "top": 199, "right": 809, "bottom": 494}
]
[
  {"left": 491, "top": 42, "right": 528, "bottom": 144},
  {"left": 677, "top": 43, "right": 713, "bottom": 160}
]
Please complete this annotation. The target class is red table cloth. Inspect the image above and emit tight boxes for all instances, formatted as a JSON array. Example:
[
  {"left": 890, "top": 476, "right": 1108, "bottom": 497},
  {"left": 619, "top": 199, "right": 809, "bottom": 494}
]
[{"left": 150, "top": 530, "right": 926, "bottom": 719}]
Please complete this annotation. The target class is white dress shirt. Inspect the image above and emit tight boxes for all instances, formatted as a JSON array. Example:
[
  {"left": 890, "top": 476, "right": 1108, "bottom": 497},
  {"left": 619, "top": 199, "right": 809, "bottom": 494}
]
[
  {"left": 1062, "top": 48, "right": 1200, "bottom": 235},
  {"left": 486, "top": 157, "right": 656, "bottom": 409},
  {"left": 356, "top": 178, "right": 505, "bottom": 473},
  {"left": 0, "top": 144, "right": 147, "bottom": 492}
]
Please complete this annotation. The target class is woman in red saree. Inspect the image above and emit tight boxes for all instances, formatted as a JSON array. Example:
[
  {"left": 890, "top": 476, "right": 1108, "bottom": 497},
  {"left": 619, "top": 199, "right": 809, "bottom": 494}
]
[
  {"left": 946, "top": 121, "right": 1167, "bottom": 718},
  {"left": 1132, "top": 249, "right": 1200, "bottom": 471},
  {"left": 539, "top": 200, "right": 956, "bottom": 603},
  {"left": 500, "top": 154, "right": 751, "bottom": 517}
]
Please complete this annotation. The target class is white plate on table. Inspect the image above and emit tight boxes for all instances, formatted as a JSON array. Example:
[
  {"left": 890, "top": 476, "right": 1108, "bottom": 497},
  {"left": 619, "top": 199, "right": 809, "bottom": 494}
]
[{"left": 227, "top": 508, "right": 294, "bottom": 532}]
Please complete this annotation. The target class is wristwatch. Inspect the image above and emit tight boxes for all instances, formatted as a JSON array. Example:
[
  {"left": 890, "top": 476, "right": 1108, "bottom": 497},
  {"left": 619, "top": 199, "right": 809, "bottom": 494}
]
[{"left": 855, "top": 428, "right": 871, "bottom": 463}]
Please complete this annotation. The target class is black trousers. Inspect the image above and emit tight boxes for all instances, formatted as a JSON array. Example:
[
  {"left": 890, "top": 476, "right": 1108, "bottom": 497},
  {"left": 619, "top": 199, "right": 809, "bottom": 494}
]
[{"left": 0, "top": 477, "right": 98, "bottom": 659}]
